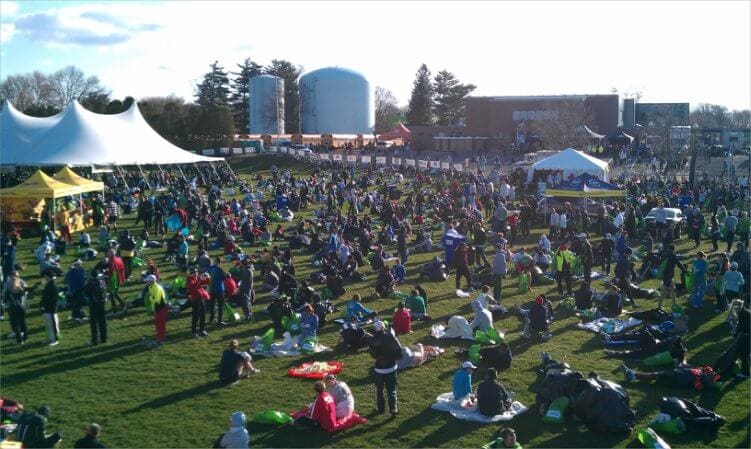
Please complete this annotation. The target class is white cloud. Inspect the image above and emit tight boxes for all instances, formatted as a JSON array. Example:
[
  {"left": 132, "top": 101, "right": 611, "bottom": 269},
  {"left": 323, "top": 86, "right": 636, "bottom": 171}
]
[
  {"left": 0, "top": 22, "right": 15, "bottom": 44},
  {"left": 1, "top": 1, "right": 19, "bottom": 18}
]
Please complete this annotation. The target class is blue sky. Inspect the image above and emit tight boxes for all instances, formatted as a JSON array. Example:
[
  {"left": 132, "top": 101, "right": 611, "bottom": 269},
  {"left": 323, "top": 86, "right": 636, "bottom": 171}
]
[{"left": 1, "top": 0, "right": 750, "bottom": 110}]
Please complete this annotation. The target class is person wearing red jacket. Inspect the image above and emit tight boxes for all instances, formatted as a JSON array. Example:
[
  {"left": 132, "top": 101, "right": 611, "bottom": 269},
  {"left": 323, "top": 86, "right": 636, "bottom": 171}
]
[
  {"left": 294, "top": 381, "right": 338, "bottom": 432},
  {"left": 106, "top": 250, "right": 126, "bottom": 314},
  {"left": 392, "top": 302, "right": 412, "bottom": 335},
  {"left": 454, "top": 242, "right": 473, "bottom": 290},
  {"left": 186, "top": 267, "right": 210, "bottom": 337},
  {"left": 223, "top": 273, "right": 238, "bottom": 304},
  {"left": 174, "top": 207, "right": 188, "bottom": 228}
]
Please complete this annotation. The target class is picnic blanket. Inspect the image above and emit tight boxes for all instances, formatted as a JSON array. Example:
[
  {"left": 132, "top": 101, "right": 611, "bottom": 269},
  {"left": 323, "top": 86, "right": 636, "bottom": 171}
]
[
  {"left": 576, "top": 317, "right": 642, "bottom": 334},
  {"left": 430, "top": 393, "right": 528, "bottom": 423},
  {"left": 288, "top": 361, "right": 343, "bottom": 379},
  {"left": 289, "top": 409, "right": 367, "bottom": 432},
  {"left": 249, "top": 334, "right": 333, "bottom": 358}
]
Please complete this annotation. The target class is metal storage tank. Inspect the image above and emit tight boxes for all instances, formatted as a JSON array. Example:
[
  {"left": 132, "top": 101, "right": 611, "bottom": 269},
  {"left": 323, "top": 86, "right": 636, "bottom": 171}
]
[
  {"left": 300, "top": 67, "right": 374, "bottom": 134},
  {"left": 249, "top": 74, "right": 285, "bottom": 135}
]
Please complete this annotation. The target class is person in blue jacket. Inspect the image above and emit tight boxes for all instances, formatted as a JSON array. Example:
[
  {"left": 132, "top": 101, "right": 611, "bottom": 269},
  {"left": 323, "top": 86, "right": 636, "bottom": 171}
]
[
  {"left": 208, "top": 257, "right": 226, "bottom": 325},
  {"left": 346, "top": 294, "right": 376, "bottom": 322},
  {"left": 298, "top": 303, "right": 319, "bottom": 345},
  {"left": 452, "top": 361, "right": 477, "bottom": 403}
]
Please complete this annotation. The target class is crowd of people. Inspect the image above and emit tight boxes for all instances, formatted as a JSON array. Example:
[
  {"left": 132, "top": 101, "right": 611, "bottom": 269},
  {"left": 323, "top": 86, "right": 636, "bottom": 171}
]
[{"left": 1, "top": 150, "right": 749, "bottom": 448}]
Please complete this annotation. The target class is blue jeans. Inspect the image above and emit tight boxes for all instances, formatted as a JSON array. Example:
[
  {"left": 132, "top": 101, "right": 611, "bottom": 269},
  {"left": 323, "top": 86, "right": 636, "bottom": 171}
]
[
  {"left": 374, "top": 370, "right": 397, "bottom": 412},
  {"left": 690, "top": 278, "right": 706, "bottom": 307}
]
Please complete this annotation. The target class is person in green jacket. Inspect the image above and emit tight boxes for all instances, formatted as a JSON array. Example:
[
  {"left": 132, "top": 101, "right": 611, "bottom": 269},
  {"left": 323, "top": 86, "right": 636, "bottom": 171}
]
[
  {"left": 405, "top": 289, "right": 428, "bottom": 320},
  {"left": 483, "top": 427, "right": 522, "bottom": 449}
]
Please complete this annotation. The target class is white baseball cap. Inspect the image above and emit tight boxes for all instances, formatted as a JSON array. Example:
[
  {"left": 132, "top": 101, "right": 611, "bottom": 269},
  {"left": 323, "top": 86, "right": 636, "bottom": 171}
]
[
  {"left": 461, "top": 361, "right": 477, "bottom": 369},
  {"left": 373, "top": 321, "right": 385, "bottom": 331},
  {"left": 144, "top": 274, "right": 157, "bottom": 282}
]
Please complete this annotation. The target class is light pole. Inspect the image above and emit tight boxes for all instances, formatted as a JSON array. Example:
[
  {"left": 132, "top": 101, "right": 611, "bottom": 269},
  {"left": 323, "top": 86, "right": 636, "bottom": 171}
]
[{"left": 688, "top": 123, "right": 700, "bottom": 187}]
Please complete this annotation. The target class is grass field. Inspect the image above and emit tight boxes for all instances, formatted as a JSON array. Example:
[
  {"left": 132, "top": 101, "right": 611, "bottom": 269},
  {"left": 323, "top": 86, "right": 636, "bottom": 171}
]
[{"left": 2, "top": 155, "right": 749, "bottom": 448}]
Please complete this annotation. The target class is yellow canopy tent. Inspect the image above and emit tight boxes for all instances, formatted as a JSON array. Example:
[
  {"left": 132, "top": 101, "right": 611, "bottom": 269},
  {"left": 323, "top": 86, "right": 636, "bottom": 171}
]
[
  {"left": 53, "top": 166, "right": 105, "bottom": 193},
  {"left": 0, "top": 170, "right": 84, "bottom": 230}
]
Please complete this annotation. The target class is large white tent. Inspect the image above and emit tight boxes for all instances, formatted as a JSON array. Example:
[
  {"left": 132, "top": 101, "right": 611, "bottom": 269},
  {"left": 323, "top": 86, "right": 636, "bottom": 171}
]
[
  {"left": 526, "top": 147, "right": 610, "bottom": 183},
  {"left": 0, "top": 100, "right": 220, "bottom": 166}
]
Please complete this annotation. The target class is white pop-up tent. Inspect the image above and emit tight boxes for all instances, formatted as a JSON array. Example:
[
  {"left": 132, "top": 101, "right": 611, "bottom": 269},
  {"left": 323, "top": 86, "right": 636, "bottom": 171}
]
[
  {"left": 526, "top": 147, "right": 610, "bottom": 183},
  {"left": 0, "top": 100, "right": 221, "bottom": 166}
]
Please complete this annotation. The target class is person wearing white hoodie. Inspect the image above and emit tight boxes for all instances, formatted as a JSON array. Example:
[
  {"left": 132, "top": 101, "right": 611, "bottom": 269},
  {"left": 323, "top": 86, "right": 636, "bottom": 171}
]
[
  {"left": 216, "top": 411, "right": 250, "bottom": 448},
  {"left": 470, "top": 299, "right": 493, "bottom": 332}
]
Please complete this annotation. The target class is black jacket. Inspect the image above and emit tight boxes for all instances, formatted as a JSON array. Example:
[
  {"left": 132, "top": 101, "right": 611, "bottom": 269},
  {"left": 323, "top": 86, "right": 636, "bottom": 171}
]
[
  {"left": 369, "top": 331, "right": 402, "bottom": 370},
  {"left": 476, "top": 377, "right": 510, "bottom": 417},
  {"left": 85, "top": 277, "right": 107, "bottom": 304},
  {"left": 41, "top": 279, "right": 59, "bottom": 314},
  {"left": 74, "top": 435, "right": 107, "bottom": 448}
]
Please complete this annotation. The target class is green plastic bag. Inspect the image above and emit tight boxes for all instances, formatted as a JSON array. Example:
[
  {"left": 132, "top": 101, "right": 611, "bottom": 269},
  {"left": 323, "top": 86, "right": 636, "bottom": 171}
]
[
  {"left": 486, "top": 327, "right": 503, "bottom": 343},
  {"left": 261, "top": 328, "right": 275, "bottom": 350},
  {"left": 283, "top": 313, "right": 302, "bottom": 335},
  {"left": 132, "top": 256, "right": 145, "bottom": 268},
  {"left": 572, "top": 256, "right": 583, "bottom": 277},
  {"left": 684, "top": 270, "right": 694, "bottom": 292},
  {"left": 224, "top": 302, "right": 240, "bottom": 322},
  {"left": 468, "top": 344, "right": 481, "bottom": 365},
  {"left": 172, "top": 275, "right": 186, "bottom": 289},
  {"left": 580, "top": 308, "right": 597, "bottom": 322},
  {"left": 649, "top": 415, "right": 686, "bottom": 435},
  {"left": 475, "top": 329, "right": 498, "bottom": 345},
  {"left": 542, "top": 396, "right": 569, "bottom": 424},
  {"left": 637, "top": 427, "right": 671, "bottom": 449},
  {"left": 538, "top": 275, "right": 555, "bottom": 285},
  {"left": 517, "top": 272, "right": 529, "bottom": 293},
  {"left": 644, "top": 351, "right": 673, "bottom": 367},
  {"left": 321, "top": 287, "right": 333, "bottom": 302},
  {"left": 253, "top": 410, "right": 293, "bottom": 425},
  {"left": 300, "top": 336, "right": 319, "bottom": 354}
]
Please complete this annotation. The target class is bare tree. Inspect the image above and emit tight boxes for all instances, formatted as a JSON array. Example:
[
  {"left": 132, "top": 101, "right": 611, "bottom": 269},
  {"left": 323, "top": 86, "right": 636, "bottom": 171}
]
[
  {"left": 48, "top": 66, "right": 108, "bottom": 108},
  {"left": 526, "top": 100, "right": 595, "bottom": 150},
  {"left": 0, "top": 74, "right": 35, "bottom": 110},
  {"left": 375, "top": 86, "right": 400, "bottom": 134}
]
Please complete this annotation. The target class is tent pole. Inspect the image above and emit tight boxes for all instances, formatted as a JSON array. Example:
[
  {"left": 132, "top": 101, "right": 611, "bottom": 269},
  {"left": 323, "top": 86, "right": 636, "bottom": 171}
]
[
  {"left": 223, "top": 160, "right": 237, "bottom": 180},
  {"left": 177, "top": 164, "right": 186, "bottom": 180}
]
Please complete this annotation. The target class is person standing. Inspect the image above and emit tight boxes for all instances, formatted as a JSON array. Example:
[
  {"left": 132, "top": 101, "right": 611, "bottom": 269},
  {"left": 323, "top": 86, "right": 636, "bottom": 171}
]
[
  {"left": 144, "top": 275, "right": 168, "bottom": 347},
  {"left": 474, "top": 223, "right": 490, "bottom": 267},
  {"left": 208, "top": 257, "right": 226, "bottom": 325},
  {"left": 106, "top": 200, "right": 119, "bottom": 231},
  {"left": 235, "top": 259, "right": 255, "bottom": 322},
  {"left": 368, "top": 321, "right": 402, "bottom": 416},
  {"left": 186, "top": 267, "right": 209, "bottom": 338},
  {"left": 578, "top": 233, "right": 594, "bottom": 284},
  {"left": 657, "top": 244, "right": 687, "bottom": 310},
  {"left": 553, "top": 245, "right": 574, "bottom": 296},
  {"left": 600, "top": 233, "right": 615, "bottom": 276},
  {"left": 65, "top": 259, "right": 87, "bottom": 321},
  {"left": 3, "top": 271, "right": 28, "bottom": 345},
  {"left": 85, "top": 272, "right": 108, "bottom": 346},
  {"left": 690, "top": 251, "right": 709, "bottom": 308},
  {"left": 549, "top": 209, "right": 560, "bottom": 245},
  {"left": 74, "top": 423, "right": 107, "bottom": 448},
  {"left": 720, "top": 262, "right": 745, "bottom": 313},
  {"left": 454, "top": 242, "right": 473, "bottom": 291},
  {"left": 105, "top": 250, "right": 126, "bottom": 314},
  {"left": 723, "top": 212, "right": 738, "bottom": 253},
  {"left": 40, "top": 270, "right": 60, "bottom": 346},
  {"left": 492, "top": 243, "right": 508, "bottom": 304}
]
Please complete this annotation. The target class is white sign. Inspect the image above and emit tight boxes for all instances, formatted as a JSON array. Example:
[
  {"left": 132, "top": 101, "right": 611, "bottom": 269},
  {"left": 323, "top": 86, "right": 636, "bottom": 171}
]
[
  {"left": 347, "top": 155, "right": 357, "bottom": 163},
  {"left": 418, "top": 160, "right": 428, "bottom": 168},
  {"left": 392, "top": 157, "right": 401, "bottom": 166},
  {"left": 298, "top": 150, "right": 308, "bottom": 157},
  {"left": 406, "top": 159, "right": 416, "bottom": 167},
  {"left": 269, "top": 147, "right": 278, "bottom": 153},
  {"left": 453, "top": 163, "right": 463, "bottom": 171},
  {"left": 232, "top": 147, "right": 243, "bottom": 155},
  {"left": 319, "top": 153, "right": 329, "bottom": 160},
  {"left": 219, "top": 147, "right": 230, "bottom": 155},
  {"left": 332, "top": 154, "right": 343, "bottom": 161},
  {"left": 376, "top": 156, "right": 387, "bottom": 165},
  {"left": 441, "top": 162, "right": 450, "bottom": 169},
  {"left": 361, "top": 155, "right": 371, "bottom": 164},
  {"left": 429, "top": 161, "right": 440, "bottom": 168},
  {"left": 280, "top": 147, "right": 288, "bottom": 154}
]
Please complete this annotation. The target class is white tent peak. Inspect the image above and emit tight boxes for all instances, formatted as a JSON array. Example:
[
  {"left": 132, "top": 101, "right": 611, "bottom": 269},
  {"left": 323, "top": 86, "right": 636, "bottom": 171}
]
[
  {"left": 1, "top": 98, "right": 220, "bottom": 166},
  {"left": 527, "top": 147, "right": 610, "bottom": 182}
]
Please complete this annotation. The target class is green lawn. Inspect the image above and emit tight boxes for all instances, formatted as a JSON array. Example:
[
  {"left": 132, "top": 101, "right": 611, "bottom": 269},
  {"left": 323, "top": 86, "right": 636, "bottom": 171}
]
[{"left": 2, "top": 155, "right": 749, "bottom": 448}]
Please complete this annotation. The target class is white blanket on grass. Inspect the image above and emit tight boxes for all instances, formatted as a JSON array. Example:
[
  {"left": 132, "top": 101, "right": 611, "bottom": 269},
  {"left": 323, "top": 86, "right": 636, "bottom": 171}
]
[
  {"left": 430, "top": 393, "right": 528, "bottom": 423},
  {"left": 248, "top": 335, "right": 333, "bottom": 358},
  {"left": 430, "top": 316, "right": 475, "bottom": 340},
  {"left": 576, "top": 317, "right": 642, "bottom": 334}
]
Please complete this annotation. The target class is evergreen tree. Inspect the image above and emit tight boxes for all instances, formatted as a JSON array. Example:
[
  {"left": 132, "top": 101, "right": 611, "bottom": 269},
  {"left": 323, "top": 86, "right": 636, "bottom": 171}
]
[
  {"left": 195, "top": 61, "right": 231, "bottom": 109},
  {"left": 406, "top": 64, "right": 433, "bottom": 126},
  {"left": 264, "top": 60, "right": 302, "bottom": 133},
  {"left": 432, "top": 70, "right": 476, "bottom": 126},
  {"left": 230, "top": 58, "right": 263, "bottom": 133}
]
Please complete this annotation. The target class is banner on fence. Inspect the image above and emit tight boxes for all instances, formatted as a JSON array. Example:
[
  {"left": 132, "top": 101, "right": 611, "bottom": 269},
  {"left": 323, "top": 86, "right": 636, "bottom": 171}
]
[
  {"left": 418, "top": 160, "right": 428, "bottom": 169},
  {"left": 429, "top": 161, "right": 440, "bottom": 168},
  {"left": 392, "top": 157, "right": 401, "bottom": 166},
  {"left": 232, "top": 147, "right": 243, "bottom": 155},
  {"left": 441, "top": 162, "right": 450, "bottom": 169},
  {"left": 296, "top": 150, "right": 306, "bottom": 157},
  {"left": 269, "top": 147, "right": 278, "bottom": 153},
  {"left": 361, "top": 155, "right": 371, "bottom": 164},
  {"left": 332, "top": 154, "right": 343, "bottom": 161},
  {"left": 376, "top": 156, "right": 387, "bottom": 165},
  {"left": 347, "top": 155, "right": 357, "bottom": 163},
  {"left": 406, "top": 159, "right": 416, "bottom": 167},
  {"left": 453, "top": 163, "right": 463, "bottom": 171},
  {"left": 319, "top": 153, "right": 329, "bottom": 160},
  {"left": 202, "top": 149, "right": 215, "bottom": 156}
]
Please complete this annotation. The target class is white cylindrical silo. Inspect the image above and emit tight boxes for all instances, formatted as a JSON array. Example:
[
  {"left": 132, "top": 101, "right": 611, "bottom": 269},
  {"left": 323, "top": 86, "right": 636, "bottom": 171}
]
[
  {"left": 300, "top": 67, "right": 374, "bottom": 134},
  {"left": 249, "top": 74, "right": 285, "bottom": 134}
]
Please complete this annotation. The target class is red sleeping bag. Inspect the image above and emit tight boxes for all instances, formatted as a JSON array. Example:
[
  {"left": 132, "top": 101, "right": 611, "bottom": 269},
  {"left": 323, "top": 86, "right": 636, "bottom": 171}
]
[
  {"left": 287, "top": 361, "right": 343, "bottom": 380},
  {"left": 291, "top": 392, "right": 367, "bottom": 433}
]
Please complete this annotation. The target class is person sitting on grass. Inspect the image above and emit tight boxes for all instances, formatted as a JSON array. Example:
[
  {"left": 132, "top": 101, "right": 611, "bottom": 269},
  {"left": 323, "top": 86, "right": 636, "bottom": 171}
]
[
  {"left": 482, "top": 428, "right": 522, "bottom": 449},
  {"left": 293, "top": 381, "right": 337, "bottom": 431},
  {"left": 392, "top": 302, "right": 413, "bottom": 336},
  {"left": 345, "top": 294, "right": 376, "bottom": 323},
  {"left": 74, "top": 423, "right": 106, "bottom": 449},
  {"left": 298, "top": 304, "right": 319, "bottom": 346},
  {"left": 324, "top": 374, "right": 355, "bottom": 420},
  {"left": 452, "top": 361, "right": 478, "bottom": 405},
  {"left": 214, "top": 412, "right": 249, "bottom": 449},
  {"left": 598, "top": 284, "right": 623, "bottom": 318},
  {"left": 621, "top": 364, "right": 721, "bottom": 390},
  {"left": 405, "top": 288, "right": 428, "bottom": 320},
  {"left": 16, "top": 405, "right": 62, "bottom": 449},
  {"left": 519, "top": 295, "right": 553, "bottom": 340},
  {"left": 476, "top": 368, "right": 512, "bottom": 417},
  {"left": 219, "top": 339, "right": 259, "bottom": 384},
  {"left": 471, "top": 299, "right": 494, "bottom": 332},
  {"left": 339, "top": 316, "right": 373, "bottom": 351},
  {"left": 374, "top": 266, "right": 396, "bottom": 298}
]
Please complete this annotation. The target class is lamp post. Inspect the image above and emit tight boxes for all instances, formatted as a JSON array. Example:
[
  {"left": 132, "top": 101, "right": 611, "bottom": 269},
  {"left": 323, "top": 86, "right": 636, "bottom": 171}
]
[{"left": 688, "top": 123, "right": 700, "bottom": 188}]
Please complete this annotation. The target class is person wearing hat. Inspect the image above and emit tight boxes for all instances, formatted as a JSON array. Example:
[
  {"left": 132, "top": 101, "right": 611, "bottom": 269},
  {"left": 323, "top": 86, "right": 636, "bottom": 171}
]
[
  {"left": 144, "top": 274, "right": 168, "bottom": 347},
  {"left": 599, "top": 233, "right": 615, "bottom": 276},
  {"left": 65, "top": 259, "right": 87, "bottom": 321},
  {"left": 520, "top": 295, "right": 553, "bottom": 340},
  {"left": 476, "top": 368, "right": 512, "bottom": 417},
  {"left": 214, "top": 411, "right": 249, "bottom": 449},
  {"left": 452, "top": 361, "right": 477, "bottom": 404},
  {"left": 74, "top": 423, "right": 106, "bottom": 448},
  {"left": 85, "top": 270, "right": 108, "bottom": 346},
  {"left": 40, "top": 270, "right": 61, "bottom": 347},
  {"left": 324, "top": 374, "right": 355, "bottom": 420},
  {"left": 690, "top": 251, "right": 709, "bottom": 308},
  {"left": 368, "top": 320, "right": 402, "bottom": 416},
  {"left": 16, "top": 405, "right": 62, "bottom": 449},
  {"left": 552, "top": 244, "right": 574, "bottom": 296},
  {"left": 720, "top": 262, "right": 745, "bottom": 313}
]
